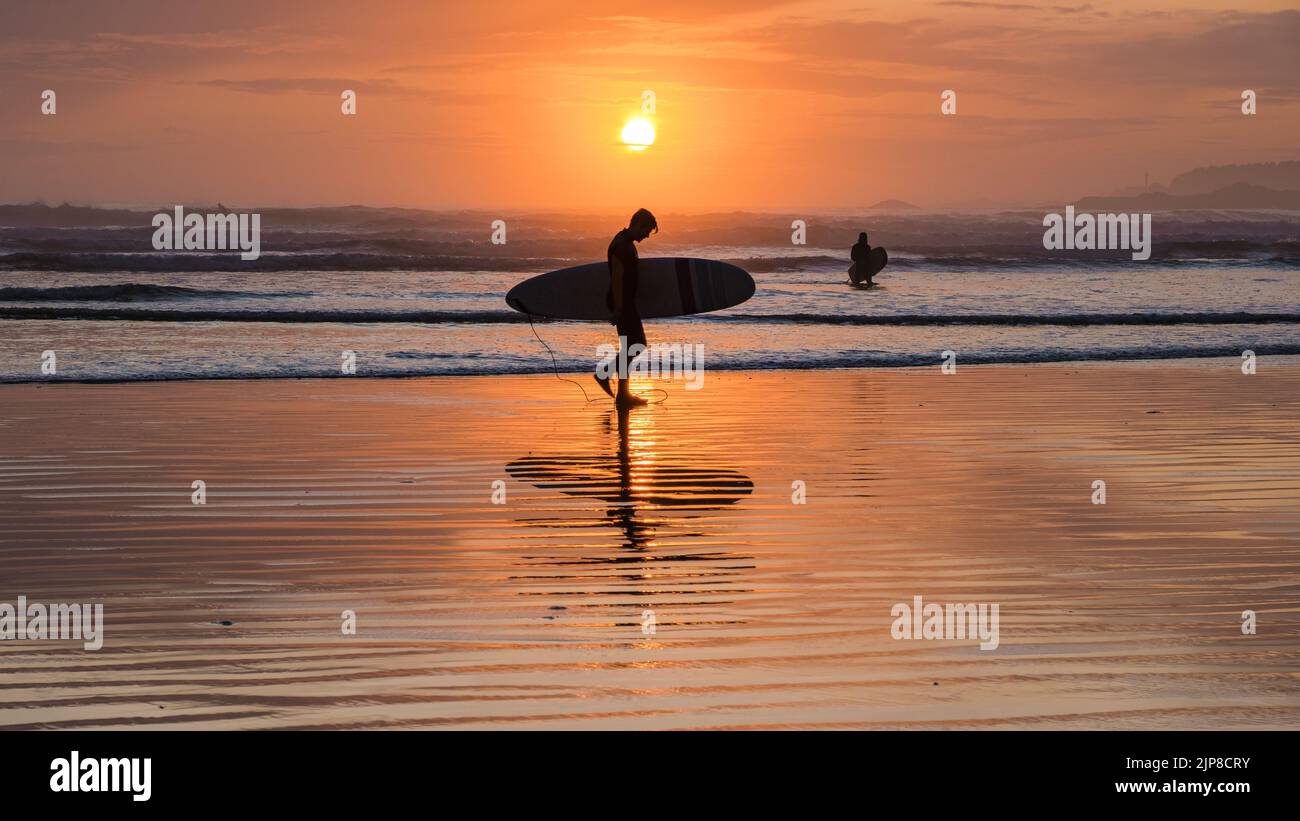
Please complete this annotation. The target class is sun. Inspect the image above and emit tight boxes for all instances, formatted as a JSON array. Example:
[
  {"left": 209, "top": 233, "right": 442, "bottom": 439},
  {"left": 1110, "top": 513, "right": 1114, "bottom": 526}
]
[{"left": 621, "top": 117, "right": 656, "bottom": 151}]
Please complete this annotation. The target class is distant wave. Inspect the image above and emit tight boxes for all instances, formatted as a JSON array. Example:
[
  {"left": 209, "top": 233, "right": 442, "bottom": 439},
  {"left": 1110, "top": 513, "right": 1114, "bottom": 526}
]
[
  {"left": 725, "top": 253, "right": 1109, "bottom": 272},
  {"left": 866, "top": 251, "right": 1298, "bottom": 271},
  {"left": 0, "top": 306, "right": 532, "bottom": 323},
  {"left": 0, "top": 283, "right": 307, "bottom": 302},
  {"left": 716, "top": 311, "right": 1300, "bottom": 326},
  {"left": 2, "top": 238, "right": 1296, "bottom": 275},
  {"left": 0, "top": 252, "right": 574, "bottom": 273},
  {"left": 2, "top": 305, "right": 1297, "bottom": 326},
  {"left": 691, "top": 252, "right": 1300, "bottom": 274},
  {"left": 727, "top": 241, "right": 1300, "bottom": 271},
  {"left": 729, "top": 255, "right": 846, "bottom": 272}
]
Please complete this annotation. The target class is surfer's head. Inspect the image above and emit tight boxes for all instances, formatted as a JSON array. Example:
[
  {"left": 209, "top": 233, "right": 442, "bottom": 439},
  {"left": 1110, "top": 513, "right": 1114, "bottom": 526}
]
[
  {"left": 629, "top": 208, "right": 658, "bottom": 240},
  {"left": 859, "top": 232, "right": 868, "bottom": 243}
]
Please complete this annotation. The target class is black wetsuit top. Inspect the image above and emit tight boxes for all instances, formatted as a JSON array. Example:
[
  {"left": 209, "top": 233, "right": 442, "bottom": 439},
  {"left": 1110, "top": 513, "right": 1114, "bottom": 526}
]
[
  {"left": 851, "top": 240, "right": 872, "bottom": 269},
  {"left": 606, "top": 229, "right": 639, "bottom": 318}
]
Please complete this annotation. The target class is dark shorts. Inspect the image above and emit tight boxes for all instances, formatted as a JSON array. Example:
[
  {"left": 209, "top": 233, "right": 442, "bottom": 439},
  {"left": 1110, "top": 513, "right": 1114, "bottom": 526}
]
[{"left": 616, "top": 312, "right": 646, "bottom": 353}]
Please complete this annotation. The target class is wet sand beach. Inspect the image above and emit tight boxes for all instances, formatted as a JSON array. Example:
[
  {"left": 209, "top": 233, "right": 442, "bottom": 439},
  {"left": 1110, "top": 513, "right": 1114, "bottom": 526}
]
[{"left": 1, "top": 361, "right": 1298, "bottom": 729}]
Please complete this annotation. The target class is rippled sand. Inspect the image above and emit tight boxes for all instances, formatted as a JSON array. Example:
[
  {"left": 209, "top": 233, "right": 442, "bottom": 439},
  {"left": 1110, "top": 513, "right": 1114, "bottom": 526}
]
[{"left": 1, "top": 361, "right": 1298, "bottom": 729}]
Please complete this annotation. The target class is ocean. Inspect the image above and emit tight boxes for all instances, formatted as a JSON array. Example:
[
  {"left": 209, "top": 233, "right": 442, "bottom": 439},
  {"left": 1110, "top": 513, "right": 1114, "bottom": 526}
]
[{"left": 1, "top": 208, "right": 1297, "bottom": 382}]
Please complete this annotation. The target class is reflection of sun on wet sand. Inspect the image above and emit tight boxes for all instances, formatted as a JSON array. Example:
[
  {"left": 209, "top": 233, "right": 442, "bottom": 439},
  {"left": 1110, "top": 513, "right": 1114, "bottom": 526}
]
[
  {"left": 508, "top": 405, "right": 754, "bottom": 542},
  {"left": 1, "top": 362, "right": 1299, "bottom": 729},
  {"left": 506, "top": 406, "right": 757, "bottom": 625}
]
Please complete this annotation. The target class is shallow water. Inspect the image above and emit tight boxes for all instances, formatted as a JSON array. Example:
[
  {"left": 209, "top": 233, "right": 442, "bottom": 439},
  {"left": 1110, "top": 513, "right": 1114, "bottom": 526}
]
[
  {"left": 3, "top": 206, "right": 1298, "bottom": 380},
  {"left": 1, "top": 263, "right": 1298, "bottom": 381}
]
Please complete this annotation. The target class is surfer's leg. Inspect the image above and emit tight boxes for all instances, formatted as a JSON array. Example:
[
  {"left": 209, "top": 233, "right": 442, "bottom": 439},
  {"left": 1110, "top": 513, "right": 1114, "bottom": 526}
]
[
  {"left": 615, "top": 314, "right": 648, "bottom": 407},
  {"left": 594, "top": 317, "right": 619, "bottom": 398}
]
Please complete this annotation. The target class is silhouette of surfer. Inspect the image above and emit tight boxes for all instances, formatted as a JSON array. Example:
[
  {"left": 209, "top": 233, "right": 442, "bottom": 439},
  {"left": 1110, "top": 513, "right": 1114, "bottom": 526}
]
[
  {"left": 595, "top": 208, "right": 657, "bottom": 407},
  {"left": 850, "top": 232, "right": 875, "bottom": 285}
]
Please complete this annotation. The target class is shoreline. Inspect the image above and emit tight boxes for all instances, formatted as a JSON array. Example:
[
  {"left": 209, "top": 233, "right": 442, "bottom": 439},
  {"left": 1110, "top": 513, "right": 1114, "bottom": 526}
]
[{"left": 2, "top": 352, "right": 1296, "bottom": 386}]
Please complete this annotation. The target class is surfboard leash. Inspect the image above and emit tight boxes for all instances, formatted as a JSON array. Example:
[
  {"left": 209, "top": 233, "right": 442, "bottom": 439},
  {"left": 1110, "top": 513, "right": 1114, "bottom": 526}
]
[
  {"left": 520, "top": 305, "right": 600, "bottom": 403},
  {"left": 519, "top": 304, "right": 666, "bottom": 406}
]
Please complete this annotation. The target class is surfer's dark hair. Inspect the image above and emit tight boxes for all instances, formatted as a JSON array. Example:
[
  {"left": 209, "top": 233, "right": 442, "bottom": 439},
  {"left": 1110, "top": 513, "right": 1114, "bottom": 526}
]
[{"left": 630, "top": 208, "right": 658, "bottom": 234}]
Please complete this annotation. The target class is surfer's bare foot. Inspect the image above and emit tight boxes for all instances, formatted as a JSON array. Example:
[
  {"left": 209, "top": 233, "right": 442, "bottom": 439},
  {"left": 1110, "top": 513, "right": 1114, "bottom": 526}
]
[
  {"left": 616, "top": 393, "right": 649, "bottom": 408},
  {"left": 593, "top": 373, "right": 614, "bottom": 398}
]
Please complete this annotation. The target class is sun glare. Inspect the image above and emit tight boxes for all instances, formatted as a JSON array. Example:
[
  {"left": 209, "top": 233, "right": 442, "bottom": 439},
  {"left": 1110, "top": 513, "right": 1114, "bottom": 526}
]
[{"left": 621, "top": 117, "right": 655, "bottom": 151}]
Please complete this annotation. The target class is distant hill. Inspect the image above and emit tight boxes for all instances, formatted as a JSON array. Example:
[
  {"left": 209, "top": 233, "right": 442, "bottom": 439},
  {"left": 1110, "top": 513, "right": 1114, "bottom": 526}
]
[
  {"left": 868, "top": 199, "right": 920, "bottom": 210},
  {"left": 1169, "top": 161, "right": 1300, "bottom": 196},
  {"left": 1077, "top": 182, "right": 1300, "bottom": 211},
  {"left": 1108, "top": 182, "right": 1167, "bottom": 198}
]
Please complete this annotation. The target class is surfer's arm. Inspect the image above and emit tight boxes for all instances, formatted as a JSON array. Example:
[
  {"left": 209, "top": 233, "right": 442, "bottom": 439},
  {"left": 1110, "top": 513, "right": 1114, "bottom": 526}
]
[
  {"left": 610, "top": 260, "right": 626, "bottom": 316},
  {"left": 609, "top": 243, "right": 638, "bottom": 318},
  {"left": 622, "top": 254, "right": 639, "bottom": 313}
]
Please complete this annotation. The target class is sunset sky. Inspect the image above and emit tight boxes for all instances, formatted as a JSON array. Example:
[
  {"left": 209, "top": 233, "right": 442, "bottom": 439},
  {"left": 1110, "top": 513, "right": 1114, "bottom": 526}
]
[{"left": 1, "top": 0, "right": 1296, "bottom": 210}]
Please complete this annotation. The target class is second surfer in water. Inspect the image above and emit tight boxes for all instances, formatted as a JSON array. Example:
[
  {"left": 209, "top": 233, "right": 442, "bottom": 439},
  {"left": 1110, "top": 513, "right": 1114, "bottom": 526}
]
[
  {"left": 595, "top": 208, "right": 657, "bottom": 407},
  {"left": 850, "top": 231, "right": 874, "bottom": 285}
]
